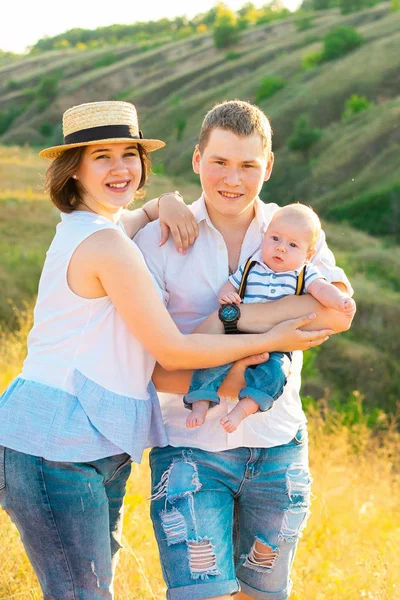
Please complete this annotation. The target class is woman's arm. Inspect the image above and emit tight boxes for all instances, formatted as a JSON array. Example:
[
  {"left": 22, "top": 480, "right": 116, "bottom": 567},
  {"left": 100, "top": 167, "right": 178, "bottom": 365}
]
[
  {"left": 86, "top": 230, "right": 332, "bottom": 371},
  {"left": 120, "top": 193, "right": 198, "bottom": 252}
]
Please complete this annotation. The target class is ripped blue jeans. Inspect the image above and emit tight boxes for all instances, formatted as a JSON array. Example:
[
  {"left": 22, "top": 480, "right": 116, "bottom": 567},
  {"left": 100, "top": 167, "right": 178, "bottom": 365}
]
[{"left": 149, "top": 425, "right": 312, "bottom": 600}]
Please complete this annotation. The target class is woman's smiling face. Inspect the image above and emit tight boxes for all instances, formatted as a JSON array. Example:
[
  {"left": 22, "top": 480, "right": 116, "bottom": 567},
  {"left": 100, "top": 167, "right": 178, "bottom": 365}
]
[{"left": 75, "top": 143, "right": 142, "bottom": 214}]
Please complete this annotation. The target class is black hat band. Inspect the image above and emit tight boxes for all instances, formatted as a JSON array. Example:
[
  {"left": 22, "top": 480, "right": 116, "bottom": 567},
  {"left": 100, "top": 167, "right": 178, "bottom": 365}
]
[{"left": 64, "top": 124, "right": 143, "bottom": 144}]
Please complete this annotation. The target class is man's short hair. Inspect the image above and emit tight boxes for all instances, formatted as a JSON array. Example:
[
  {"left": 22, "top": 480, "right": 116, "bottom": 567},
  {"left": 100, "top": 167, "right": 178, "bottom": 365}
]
[{"left": 198, "top": 99, "right": 273, "bottom": 157}]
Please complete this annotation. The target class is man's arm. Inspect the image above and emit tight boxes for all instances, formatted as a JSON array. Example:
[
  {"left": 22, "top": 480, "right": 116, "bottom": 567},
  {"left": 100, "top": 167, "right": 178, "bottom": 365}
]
[
  {"left": 121, "top": 194, "right": 198, "bottom": 251},
  {"left": 194, "top": 286, "right": 354, "bottom": 335}
]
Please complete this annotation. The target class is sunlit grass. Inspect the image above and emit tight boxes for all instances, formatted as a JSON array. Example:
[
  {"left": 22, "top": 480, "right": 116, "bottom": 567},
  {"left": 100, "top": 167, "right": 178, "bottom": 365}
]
[{"left": 0, "top": 309, "right": 399, "bottom": 599}]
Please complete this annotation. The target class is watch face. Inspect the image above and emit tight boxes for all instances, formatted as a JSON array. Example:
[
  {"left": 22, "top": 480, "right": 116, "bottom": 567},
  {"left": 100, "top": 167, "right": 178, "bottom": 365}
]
[{"left": 220, "top": 303, "right": 240, "bottom": 322}]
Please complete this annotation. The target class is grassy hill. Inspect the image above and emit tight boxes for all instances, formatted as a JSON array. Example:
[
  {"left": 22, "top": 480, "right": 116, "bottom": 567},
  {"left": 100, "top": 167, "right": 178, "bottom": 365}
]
[
  {"left": 0, "top": 3, "right": 399, "bottom": 412},
  {"left": 0, "top": 4, "right": 399, "bottom": 236}
]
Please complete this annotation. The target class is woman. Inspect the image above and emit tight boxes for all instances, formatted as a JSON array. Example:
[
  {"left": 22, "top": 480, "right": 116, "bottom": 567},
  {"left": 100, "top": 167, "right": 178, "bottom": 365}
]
[{"left": 0, "top": 101, "right": 326, "bottom": 600}]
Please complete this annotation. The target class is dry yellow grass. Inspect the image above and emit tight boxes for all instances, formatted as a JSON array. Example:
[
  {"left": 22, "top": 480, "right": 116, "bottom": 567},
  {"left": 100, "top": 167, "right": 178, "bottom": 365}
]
[
  {"left": 0, "top": 311, "right": 399, "bottom": 600},
  {"left": 0, "top": 147, "right": 399, "bottom": 599}
]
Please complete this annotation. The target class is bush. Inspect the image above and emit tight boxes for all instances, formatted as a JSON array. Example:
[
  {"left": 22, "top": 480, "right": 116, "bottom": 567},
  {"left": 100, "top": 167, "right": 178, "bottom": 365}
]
[
  {"left": 255, "top": 76, "right": 286, "bottom": 103},
  {"left": 295, "top": 12, "right": 314, "bottom": 31},
  {"left": 225, "top": 50, "right": 241, "bottom": 60},
  {"left": 342, "top": 94, "right": 373, "bottom": 120},
  {"left": 326, "top": 182, "right": 400, "bottom": 240},
  {"left": 36, "top": 74, "right": 60, "bottom": 112},
  {"left": 40, "top": 123, "right": 54, "bottom": 137},
  {"left": 0, "top": 106, "right": 25, "bottom": 136},
  {"left": 6, "top": 79, "right": 19, "bottom": 91},
  {"left": 176, "top": 116, "right": 187, "bottom": 141},
  {"left": 93, "top": 52, "right": 119, "bottom": 69},
  {"left": 322, "top": 26, "right": 364, "bottom": 61},
  {"left": 288, "top": 115, "right": 322, "bottom": 158},
  {"left": 302, "top": 50, "right": 323, "bottom": 70}
]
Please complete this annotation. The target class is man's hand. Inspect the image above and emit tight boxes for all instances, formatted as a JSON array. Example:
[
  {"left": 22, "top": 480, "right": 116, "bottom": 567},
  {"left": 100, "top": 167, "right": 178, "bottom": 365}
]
[{"left": 218, "top": 353, "right": 269, "bottom": 400}]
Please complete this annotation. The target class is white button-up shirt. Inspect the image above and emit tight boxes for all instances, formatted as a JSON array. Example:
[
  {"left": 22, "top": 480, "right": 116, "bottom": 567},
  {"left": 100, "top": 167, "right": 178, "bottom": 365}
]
[{"left": 135, "top": 195, "right": 352, "bottom": 450}]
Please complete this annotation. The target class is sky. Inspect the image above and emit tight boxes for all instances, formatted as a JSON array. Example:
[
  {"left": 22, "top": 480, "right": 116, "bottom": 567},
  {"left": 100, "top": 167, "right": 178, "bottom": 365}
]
[{"left": 1, "top": 0, "right": 300, "bottom": 54}]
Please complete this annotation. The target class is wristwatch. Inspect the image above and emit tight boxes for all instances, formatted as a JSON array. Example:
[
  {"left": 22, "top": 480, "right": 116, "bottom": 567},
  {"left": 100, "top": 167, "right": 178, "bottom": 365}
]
[{"left": 218, "top": 303, "right": 241, "bottom": 335}]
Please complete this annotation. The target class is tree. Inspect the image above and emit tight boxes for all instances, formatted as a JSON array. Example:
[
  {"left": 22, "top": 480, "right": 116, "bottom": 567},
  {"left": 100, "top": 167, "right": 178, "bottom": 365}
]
[
  {"left": 213, "top": 4, "right": 239, "bottom": 49},
  {"left": 288, "top": 115, "right": 322, "bottom": 159}
]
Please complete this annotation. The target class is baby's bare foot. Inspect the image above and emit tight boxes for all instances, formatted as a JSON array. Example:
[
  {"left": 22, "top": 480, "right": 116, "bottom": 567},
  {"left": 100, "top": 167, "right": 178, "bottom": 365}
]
[
  {"left": 186, "top": 401, "right": 209, "bottom": 429},
  {"left": 220, "top": 397, "right": 259, "bottom": 433}
]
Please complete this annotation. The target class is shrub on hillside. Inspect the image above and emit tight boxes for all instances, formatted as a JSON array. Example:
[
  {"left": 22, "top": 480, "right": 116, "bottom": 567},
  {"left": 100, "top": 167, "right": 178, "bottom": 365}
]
[
  {"left": 176, "top": 116, "right": 187, "bottom": 141},
  {"left": 255, "top": 76, "right": 286, "bottom": 103},
  {"left": 322, "top": 26, "right": 364, "bottom": 61},
  {"left": 40, "top": 123, "right": 54, "bottom": 137},
  {"left": 225, "top": 50, "right": 241, "bottom": 60},
  {"left": 295, "top": 12, "right": 315, "bottom": 31},
  {"left": 302, "top": 26, "right": 363, "bottom": 70},
  {"left": 213, "top": 5, "right": 240, "bottom": 48},
  {"left": 36, "top": 75, "right": 60, "bottom": 112},
  {"left": 302, "top": 50, "right": 324, "bottom": 70},
  {"left": 93, "top": 52, "right": 119, "bottom": 69},
  {"left": 342, "top": 94, "right": 373, "bottom": 120},
  {"left": 0, "top": 106, "right": 25, "bottom": 136},
  {"left": 288, "top": 115, "right": 322, "bottom": 158},
  {"left": 6, "top": 80, "right": 19, "bottom": 91},
  {"left": 326, "top": 182, "right": 400, "bottom": 240}
]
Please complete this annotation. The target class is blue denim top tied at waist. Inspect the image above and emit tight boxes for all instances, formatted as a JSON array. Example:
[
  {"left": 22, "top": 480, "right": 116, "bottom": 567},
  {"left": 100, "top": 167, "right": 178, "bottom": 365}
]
[{"left": 0, "top": 370, "right": 168, "bottom": 463}]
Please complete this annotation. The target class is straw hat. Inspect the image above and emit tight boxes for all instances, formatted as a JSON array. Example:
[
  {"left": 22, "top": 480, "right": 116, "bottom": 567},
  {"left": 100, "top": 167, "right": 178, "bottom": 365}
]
[{"left": 39, "top": 101, "right": 165, "bottom": 159}]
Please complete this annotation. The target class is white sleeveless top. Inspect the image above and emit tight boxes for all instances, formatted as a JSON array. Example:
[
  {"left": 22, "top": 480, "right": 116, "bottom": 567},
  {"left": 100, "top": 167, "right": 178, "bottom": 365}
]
[
  {"left": 0, "top": 211, "right": 168, "bottom": 462},
  {"left": 22, "top": 211, "right": 156, "bottom": 398}
]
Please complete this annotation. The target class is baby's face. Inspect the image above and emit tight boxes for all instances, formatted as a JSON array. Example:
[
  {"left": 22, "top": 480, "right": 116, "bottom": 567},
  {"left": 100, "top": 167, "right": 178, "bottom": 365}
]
[{"left": 262, "top": 215, "right": 315, "bottom": 272}]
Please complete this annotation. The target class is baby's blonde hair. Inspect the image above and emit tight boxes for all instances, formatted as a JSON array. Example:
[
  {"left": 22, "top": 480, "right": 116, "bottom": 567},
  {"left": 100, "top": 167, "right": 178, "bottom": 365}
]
[{"left": 270, "top": 203, "right": 321, "bottom": 250}]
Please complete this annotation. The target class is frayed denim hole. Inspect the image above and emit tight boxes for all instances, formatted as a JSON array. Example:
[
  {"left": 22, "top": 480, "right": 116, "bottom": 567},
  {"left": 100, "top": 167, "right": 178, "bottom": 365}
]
[
  {"left": 150, "top": 458, "right": 201, "bottom": 502},
  {"left": 286, "top": 463, "right": 312, "bottom": 502},
  {"left": 187, "top": 539, "right": 221, "bottom": 580},
  {"left": 241, "top": 538, "right": 280, "bottom": 573},
  {"left": 160, "top": 507, "right": 188, "bottom": 546},
  {"left": 278, "top": 506, "right": 311, "bottom": 544}
]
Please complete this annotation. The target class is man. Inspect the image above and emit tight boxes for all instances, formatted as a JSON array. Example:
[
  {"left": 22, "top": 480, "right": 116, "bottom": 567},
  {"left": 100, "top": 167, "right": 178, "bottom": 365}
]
[{"left": 133, "top": 100, "right": 354, "bottom": 600}]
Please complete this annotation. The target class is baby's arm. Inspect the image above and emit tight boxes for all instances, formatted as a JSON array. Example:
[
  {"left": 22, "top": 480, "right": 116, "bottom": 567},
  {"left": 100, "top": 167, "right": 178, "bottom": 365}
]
[
  {"left": 307, "top": 279, "right": 355, "bottom": 316},
  {"left": 218, "top": 281, "right": 242, "bottom": 305}
]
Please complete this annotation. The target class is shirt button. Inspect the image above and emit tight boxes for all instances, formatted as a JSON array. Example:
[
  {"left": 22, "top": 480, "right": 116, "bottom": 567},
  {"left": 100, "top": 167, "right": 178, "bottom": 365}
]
[
  {"left": 272, "top": 274, "right": 277, "bottom": 279},
  {"left": 271, "top": 289, "right": 276, "bottom": 294}
]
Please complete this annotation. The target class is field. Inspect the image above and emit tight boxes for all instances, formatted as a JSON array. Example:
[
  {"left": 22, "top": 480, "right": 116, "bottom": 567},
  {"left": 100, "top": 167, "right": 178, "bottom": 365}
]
[
  {"left": 0, "top": 147, "right": 399, "bottom": 598},
  {"left": 1, "top": 317, "right": 399, "bottom": 600}
]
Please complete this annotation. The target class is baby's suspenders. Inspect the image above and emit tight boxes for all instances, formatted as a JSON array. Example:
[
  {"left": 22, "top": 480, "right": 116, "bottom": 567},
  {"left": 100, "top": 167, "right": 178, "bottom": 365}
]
[{"left": 237, "top": 258, "right": 307, "bottom": 300}]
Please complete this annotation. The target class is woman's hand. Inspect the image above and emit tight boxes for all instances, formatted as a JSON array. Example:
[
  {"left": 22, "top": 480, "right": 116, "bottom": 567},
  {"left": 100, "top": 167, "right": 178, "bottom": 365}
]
[
  {"left": 158, "top": 192, "right": 199, "bottom": 253},
  {"left": 266, "top": 313, "right": 333, "bottom": 352},
  {"left": 218, "top": 353, "right": 269, "bottom": 400}
]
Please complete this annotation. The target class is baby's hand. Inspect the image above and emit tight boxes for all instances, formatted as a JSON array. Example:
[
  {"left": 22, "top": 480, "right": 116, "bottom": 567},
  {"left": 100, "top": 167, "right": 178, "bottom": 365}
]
[
  {"left": 219, "top": 292, "right": 242, "bottom": 305},
  {"left": 338, "top": 296, "right": 356, "bottom": 316}
]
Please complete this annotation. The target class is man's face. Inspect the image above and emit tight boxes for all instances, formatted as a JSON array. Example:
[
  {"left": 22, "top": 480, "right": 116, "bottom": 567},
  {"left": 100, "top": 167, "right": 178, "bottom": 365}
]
[{"left": 192, "top": 128, "right": 273, "bottom": 219}]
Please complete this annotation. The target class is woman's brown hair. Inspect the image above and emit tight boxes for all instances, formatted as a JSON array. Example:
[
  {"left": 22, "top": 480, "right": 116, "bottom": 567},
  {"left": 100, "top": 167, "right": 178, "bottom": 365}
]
[{"left": 45, "top": 145, "right": 151, "bottom": 213}]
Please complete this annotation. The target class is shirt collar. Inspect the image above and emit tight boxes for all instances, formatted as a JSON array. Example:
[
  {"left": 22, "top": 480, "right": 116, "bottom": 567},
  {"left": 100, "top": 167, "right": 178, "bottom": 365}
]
[{"left": 190, "top": 193, "right": 269, "bottom": 234}]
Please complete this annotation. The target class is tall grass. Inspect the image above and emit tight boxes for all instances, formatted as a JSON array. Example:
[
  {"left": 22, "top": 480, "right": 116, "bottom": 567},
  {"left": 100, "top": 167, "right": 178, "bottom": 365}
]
[{"left": 0, "top": 309, "right": 399, "bottom": 599}]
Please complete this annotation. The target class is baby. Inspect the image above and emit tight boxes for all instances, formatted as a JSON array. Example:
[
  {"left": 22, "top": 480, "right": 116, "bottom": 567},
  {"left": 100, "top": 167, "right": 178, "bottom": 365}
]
[{"left": 184, "top": 203, "right": 355, "bottom": 432}]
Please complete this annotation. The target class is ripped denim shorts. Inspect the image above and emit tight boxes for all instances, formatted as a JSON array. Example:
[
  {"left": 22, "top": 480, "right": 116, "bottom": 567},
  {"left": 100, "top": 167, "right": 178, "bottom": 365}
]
[{"left": 149, "top": 424, "right": 312, "bottom": 600}]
